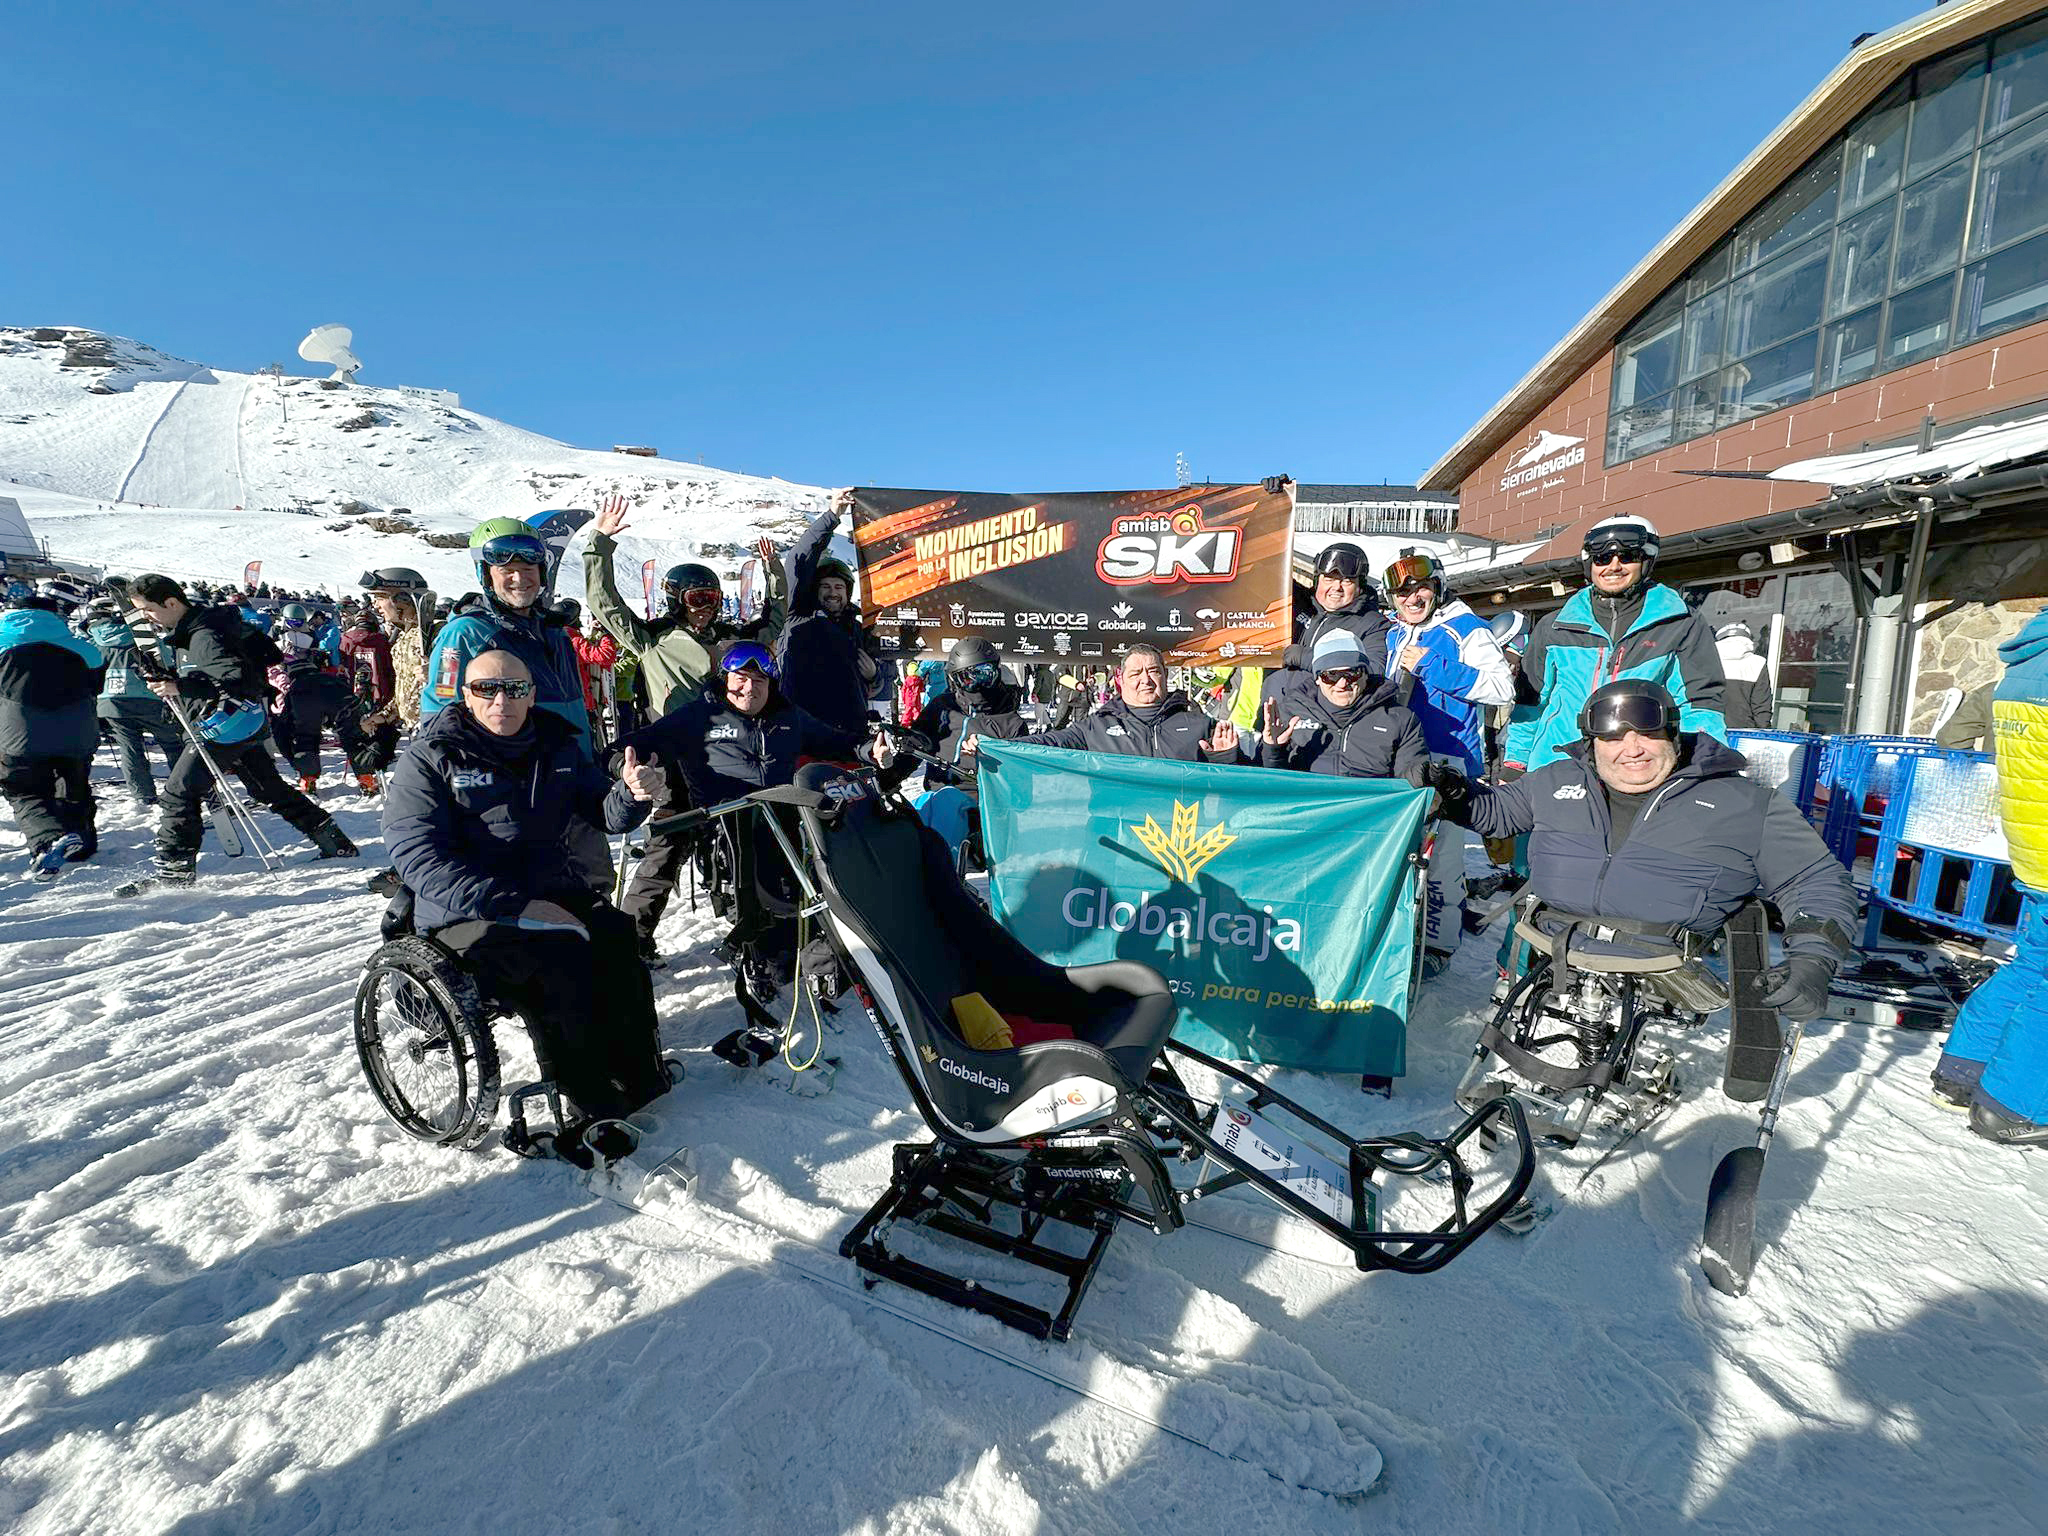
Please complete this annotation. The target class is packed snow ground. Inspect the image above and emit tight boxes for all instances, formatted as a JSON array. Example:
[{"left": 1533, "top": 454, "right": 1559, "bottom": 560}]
[{"left": 2, "top": 754, "right": 2045, "bottom": 1535}]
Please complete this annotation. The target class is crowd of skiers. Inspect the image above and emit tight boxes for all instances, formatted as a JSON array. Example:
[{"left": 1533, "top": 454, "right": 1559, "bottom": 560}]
[{"left": 3, "top": 495, "right": 2041, "bottom": 1158}]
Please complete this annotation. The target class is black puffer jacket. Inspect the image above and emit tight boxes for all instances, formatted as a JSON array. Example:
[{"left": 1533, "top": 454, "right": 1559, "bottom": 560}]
[
  {"left": 910, "top": 680, "right": 1028, "bottom": 785},
  {"left": 165, "top": 603, "right": 271, "bottom": 706},
  {"left": 629, "top": 686, "right": 864, "bottom": 808},
  {"left": 1019, "top": 690, "right": 1236, "bottom": 762},
  {"left": 1457, "top": 734, "right": 1856, "bottom": 951},
  {"left": 1258, "top": 676, "right": 1427, "bottom": 781}
]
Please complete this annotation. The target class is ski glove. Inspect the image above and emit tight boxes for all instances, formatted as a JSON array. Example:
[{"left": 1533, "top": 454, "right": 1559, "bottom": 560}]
[
  {"left": 1758, "top": 955, "right": 1834, "bottom": 1021},
  {"left": 1407, "top": 760, "right": 1472, "bottom": 823}
]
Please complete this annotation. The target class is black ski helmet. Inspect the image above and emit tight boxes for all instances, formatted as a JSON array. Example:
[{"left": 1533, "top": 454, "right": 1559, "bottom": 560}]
[
  {"left": 662, "top": 562, "right": 722, "bottom": 618},
  {"left": 360, "top": 567, "right": 430, "bottom": 593},
  {"left": 946, "top": 637, "right": 1003, "bottom": 692},
  {"left": 1578, "top": 677, "right": 1679, "bottom": 740}
]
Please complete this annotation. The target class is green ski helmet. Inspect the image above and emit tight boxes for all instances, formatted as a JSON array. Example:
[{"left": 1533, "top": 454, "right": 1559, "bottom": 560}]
[{"left": 469, "top": 517, "right": 550, "bottom": 590}]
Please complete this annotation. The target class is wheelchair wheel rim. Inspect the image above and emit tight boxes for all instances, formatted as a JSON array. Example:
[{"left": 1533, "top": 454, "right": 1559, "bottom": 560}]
[{"left": 364, "top": 969, "right": 475, "bottom": 1139}]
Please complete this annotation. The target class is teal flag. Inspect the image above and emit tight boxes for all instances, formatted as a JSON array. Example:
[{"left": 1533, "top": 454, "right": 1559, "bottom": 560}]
[{"left": 978, "top": 741, "right": 1429, "bottom": 1076}]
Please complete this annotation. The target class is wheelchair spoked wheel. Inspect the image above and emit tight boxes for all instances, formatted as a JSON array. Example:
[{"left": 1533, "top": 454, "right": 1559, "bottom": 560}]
[{"left": 353, "top": 937, "right": 502, "bottom": 1149}]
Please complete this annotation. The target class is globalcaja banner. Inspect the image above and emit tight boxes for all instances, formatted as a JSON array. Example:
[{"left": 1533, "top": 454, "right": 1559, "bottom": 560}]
[
  {"left": 977, "top": 741, "right": 1428, "bottom": 1076},
  {"left": 845, "top": 482, "right": 1296, "bottom": 667}
]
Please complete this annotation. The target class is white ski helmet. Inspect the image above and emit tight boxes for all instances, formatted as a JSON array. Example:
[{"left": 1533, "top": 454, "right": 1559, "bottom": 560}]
[{"left": 1579, "top": 513, "right": 1660, "bottom": 567}]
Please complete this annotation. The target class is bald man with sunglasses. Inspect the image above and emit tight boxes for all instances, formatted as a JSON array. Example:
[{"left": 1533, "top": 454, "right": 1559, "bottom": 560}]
[{"left": 383, "top": 648, "right": 671, "bottom": 1152}]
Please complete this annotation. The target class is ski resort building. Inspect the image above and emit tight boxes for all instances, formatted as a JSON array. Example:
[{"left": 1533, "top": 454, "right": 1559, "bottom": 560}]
[{"left": 1424, "top": 0, "right": 2048, "bottom": 736}]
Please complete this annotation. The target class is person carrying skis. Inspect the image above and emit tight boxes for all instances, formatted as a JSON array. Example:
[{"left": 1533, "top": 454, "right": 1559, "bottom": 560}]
[
  {"left": 1382, "top": 551, "right": 1517, "bottom": 972},
  {"left": 124, "top": 574, "right": 358, "bottom": 885},
  {"left": 0, "top": 591, "right": 104, "bottom": 881},
  {"left": 580, "top": 494, "right": 787, "bottom": 962},
  {"left": 1420, "top": 677, "right": 1854, "bottom": 1018},
  {"left": 381, "top": 647, "right": 670, "bottom": 1165}
]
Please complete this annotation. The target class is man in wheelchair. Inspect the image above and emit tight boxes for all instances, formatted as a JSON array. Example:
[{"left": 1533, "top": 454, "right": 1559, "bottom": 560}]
[
  {"left": 1423, "top": 677, "right": 1857, "bottom": 1007},
  {"left": 381, "top": 647, "right": 670, "bottom": 1163}
]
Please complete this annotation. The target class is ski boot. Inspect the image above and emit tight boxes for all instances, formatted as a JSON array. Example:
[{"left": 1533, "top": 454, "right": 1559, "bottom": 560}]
[
  {"left": 154, "top": 851, "right": 198, "bottom": 887},
  {"left": 312, "top": 822, "right": 360, "bottom": 860},
  {"left": 355, "top": 773, "right": 380, "bottom": 798},
  {"left": 299, "top": 774, "right": 320, "bottom": 793},
  {"left": 24, "top": 834, "right": 82, "bottom": 883}
]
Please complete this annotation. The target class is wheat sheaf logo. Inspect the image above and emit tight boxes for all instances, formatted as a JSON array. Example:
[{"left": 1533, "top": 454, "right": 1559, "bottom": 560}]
[
  {"left": 1131, "top": 800, "right": 1236, "bottom": 883},
  {"left": 919, "top": 1044, "right": 939, "bottom": 1064}
]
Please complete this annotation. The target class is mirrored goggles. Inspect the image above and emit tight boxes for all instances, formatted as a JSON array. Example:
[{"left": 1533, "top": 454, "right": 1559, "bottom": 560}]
[
  {"left": 1383, "top": 554, "right": 1440, "bottom": 592},
  {"left": 465, "top": 678, "right": 535, "bottom": 700},
  {"left": 1317, "top": 666, "right": 1366, "bottom": 685},
  {"left": 1584, "top": 694, "right": 1674, "bottom": 740},
  {"left": 951, "top": 662, "right": 1000, "bottom": 690},
  {"left": 476, "top": 535, "right": 549, "bottom": 568}
]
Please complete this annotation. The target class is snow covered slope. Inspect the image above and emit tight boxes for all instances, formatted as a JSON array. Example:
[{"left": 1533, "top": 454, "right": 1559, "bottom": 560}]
[{"left": 0, "top": 326, "right": 830, "bottom": 594}]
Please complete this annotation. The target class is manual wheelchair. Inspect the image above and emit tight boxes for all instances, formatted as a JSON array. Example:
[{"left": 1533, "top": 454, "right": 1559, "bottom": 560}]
[{"left": 351, "top": 896, "right": 599, "bottom": 1155}]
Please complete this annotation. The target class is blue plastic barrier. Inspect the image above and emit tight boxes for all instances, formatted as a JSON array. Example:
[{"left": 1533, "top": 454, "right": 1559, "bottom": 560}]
[
  {"left": 1728, "top": 729, "right": 1821, "bottom": 817},
  {"left": 1813, "top": 734, "right": 1946, "bottom": 875},
  {"left": 1862, "top": 748, "right": 2020, "bottom": 944}
]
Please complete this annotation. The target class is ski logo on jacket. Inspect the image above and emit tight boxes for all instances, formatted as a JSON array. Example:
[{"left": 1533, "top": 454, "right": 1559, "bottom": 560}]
[
  {"left": 450, "top": 770, "right": 496, "bottom": 790},
  {"left": 707, "top": 724, "right": 741, "bottom": 741},
  {"left": 1096, "top": 505, "right": 1241, "bottom": 586},
  {"left": 1553, "top": 784, "right": 1587, "bottom": 800}
]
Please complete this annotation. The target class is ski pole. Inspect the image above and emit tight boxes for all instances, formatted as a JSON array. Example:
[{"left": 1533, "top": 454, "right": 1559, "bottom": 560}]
[{"left": 159, "top": 691, "right": 282, "bottom": 871}]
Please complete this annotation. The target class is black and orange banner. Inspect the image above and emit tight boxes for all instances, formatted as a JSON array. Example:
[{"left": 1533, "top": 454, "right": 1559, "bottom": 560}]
[{"left": 846, "top": 483, "right": 1295, "bottom": 667}]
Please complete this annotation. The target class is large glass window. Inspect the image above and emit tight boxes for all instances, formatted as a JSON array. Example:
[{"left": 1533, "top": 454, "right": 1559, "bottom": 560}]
[{"left": 1608, "top": 15, "right": 2048, "bottom": 466}]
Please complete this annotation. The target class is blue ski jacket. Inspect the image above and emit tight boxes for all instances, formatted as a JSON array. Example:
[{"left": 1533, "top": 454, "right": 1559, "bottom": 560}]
[
  {"left": 1387, "top": 596, "right": 1516, "bottom": 775},
  {"left": 420, "top": 591, "right": 591, "bottom": 753},
  {"left": 1504, "top": 583, "right": 1727, "bottom": 772}
]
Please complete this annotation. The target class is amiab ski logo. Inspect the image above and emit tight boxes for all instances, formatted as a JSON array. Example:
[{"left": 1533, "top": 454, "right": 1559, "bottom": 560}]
[
  {"left": 1096, "top": 504, "right": 1242, "bottom": 587},
  {"left": 1130, "top": 800, "right": 1236, "bottom": 882}
]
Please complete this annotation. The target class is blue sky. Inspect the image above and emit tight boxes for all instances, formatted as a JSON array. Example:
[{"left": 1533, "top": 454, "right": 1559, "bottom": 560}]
[{"left": 7, "top": 0, "right": 1925, "bottom": 490}]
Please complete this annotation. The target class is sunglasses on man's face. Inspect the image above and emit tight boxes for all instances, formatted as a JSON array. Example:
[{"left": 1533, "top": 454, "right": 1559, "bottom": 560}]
[
  {"left": 1588, "top": 545, "right": 1643, "bottom": 568},
  {"left": 466, "top": 678, "right": 534, "bottom": 700},
  {"left": 1318, "top": 667, "right": 1365, "bottom": 685}
]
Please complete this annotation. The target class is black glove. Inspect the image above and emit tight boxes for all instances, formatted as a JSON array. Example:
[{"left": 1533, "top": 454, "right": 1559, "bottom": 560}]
[
  {"left": 1758, "top": 955, "right": 1835, "bottom": 1021},
  {"left": 1407, "top": 760, "right": 1473, "bottom": 823}
]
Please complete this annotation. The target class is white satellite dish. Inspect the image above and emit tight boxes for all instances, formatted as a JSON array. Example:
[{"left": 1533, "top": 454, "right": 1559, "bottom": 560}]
[{"left": 298, "top": 323, "right": 362, "bottom": 382}]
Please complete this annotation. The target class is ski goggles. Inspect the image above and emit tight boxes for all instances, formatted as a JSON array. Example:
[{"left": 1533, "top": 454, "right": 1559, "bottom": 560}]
[
  {"left": 465, "top": 678, "right": 535, "bottom": 700},
  {"left": 1317, "top": 666, "right": 1367, "bottom": 686},
  {"left": 1583, "top": 532, "right": 1652, "bottom": 566},
  {"left": 950, "top": 662, "right": 1000, "bottom": 690},
  {"left": 720, "top": 642, "right": 779, "bottom": 681},
  {"left": 1382, "top": 554, "right": 1441, "bottom": 593},
  {"left": 475, "top": 534, "right": 549, "bottom": 568},
  {"left": 1312, "top": 547, "right": 1366, "bottom": 580},
  {"left": 672, "top": 585, "right": 723, "bottom": 608},
  {"left": 358, "top": 568, "right": 428, "bottom": 591},
  {"left": 1581, "top": 692, "right": 1675, "bottom": 740}
]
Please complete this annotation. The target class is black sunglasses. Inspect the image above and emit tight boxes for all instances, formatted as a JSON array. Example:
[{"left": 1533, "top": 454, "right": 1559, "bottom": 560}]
[
  {"left": 466, "top": 678, "right": 534, "bottom": 700},
  {"left": 1317, "top": 667, "right": 1365, "bottom": 685}
]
